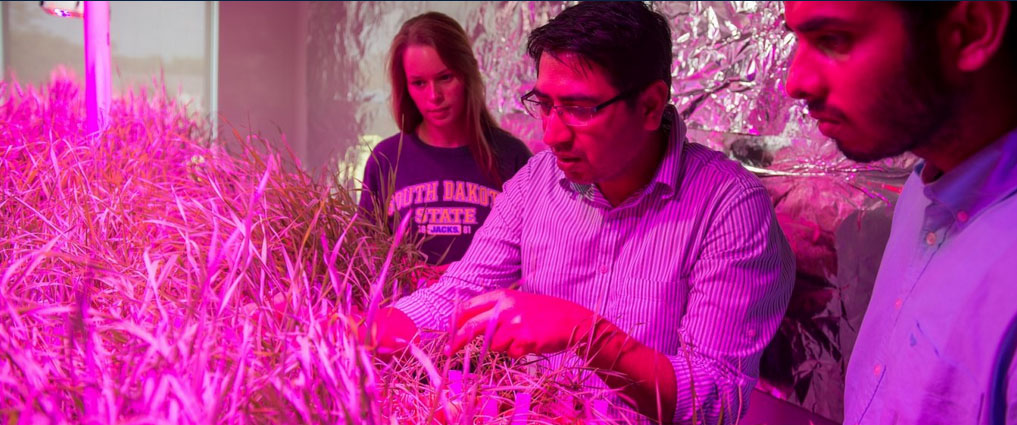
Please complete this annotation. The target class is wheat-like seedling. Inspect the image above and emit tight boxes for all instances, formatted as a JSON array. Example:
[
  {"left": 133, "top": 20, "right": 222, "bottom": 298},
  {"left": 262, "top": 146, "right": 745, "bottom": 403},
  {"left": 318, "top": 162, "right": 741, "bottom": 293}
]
[{"left": 0, "top": 71, "right": 629, "bottom": 424}]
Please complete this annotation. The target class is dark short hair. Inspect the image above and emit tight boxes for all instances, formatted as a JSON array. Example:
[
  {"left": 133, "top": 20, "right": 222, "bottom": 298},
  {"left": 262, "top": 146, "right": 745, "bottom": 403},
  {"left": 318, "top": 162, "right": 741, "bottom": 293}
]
[{"left": 526, "top": 1, "right": 673, "bottom": 97}]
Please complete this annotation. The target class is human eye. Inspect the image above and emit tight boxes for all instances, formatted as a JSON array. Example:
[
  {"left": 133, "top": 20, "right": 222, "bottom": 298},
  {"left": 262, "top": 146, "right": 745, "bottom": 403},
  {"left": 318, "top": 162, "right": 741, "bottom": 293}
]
[
  {"left": 438, "top": 73, "right": 453, "bottom": 82},
  {"left": 532, "top": 100, "right": 553, "bottom": 116},
  {"left": 525, "top": 95, "right": 552, "bottom": 115},
  {"left": 814, "top": 32, "right": 853, "bottom": 55},
  {"left": 562, "top": 105, "right": 593, "bottom": 122},
  {"left": 410, "top": 79, "right": 426, "bottom": 88}
]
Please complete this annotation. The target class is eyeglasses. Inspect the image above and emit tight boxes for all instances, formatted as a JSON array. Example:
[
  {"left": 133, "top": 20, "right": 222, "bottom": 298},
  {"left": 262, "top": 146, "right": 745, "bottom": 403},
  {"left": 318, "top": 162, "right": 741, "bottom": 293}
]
[{"left": 520, "top": 88, "right": 639, "bottom": 127}]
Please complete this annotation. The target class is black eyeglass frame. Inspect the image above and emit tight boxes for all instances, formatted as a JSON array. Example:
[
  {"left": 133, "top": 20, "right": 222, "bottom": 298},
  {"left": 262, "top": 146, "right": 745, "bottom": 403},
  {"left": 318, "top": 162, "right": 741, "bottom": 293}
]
[{"left": 519, "top": 87, "right": 641, "bottom": 126}]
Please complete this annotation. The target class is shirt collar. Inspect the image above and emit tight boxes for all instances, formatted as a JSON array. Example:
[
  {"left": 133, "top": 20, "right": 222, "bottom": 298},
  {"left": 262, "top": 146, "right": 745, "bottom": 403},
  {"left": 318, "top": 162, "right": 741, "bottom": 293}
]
[
  {"left": 561, "top": 104, "right": 687, "bottom": 199},
  {"left": 920, "top": 126, "right": 1017, "bottom": 226}
]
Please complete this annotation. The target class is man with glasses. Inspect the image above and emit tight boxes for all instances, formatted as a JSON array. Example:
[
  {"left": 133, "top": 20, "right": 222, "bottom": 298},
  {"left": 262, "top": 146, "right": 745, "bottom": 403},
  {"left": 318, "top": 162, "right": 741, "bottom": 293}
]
[{"left": 374, "top": 2, "right": 795, "bottom": 423}]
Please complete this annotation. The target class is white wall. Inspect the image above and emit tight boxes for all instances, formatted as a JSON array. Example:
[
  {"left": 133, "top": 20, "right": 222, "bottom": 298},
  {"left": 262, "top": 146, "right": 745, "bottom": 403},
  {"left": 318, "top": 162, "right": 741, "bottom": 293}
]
[
  {"left": 217, "top": 1, "right": 309, "bottom": 165},
  {"left": 1, "top": 1, "right": 214, "bottom": 113}
]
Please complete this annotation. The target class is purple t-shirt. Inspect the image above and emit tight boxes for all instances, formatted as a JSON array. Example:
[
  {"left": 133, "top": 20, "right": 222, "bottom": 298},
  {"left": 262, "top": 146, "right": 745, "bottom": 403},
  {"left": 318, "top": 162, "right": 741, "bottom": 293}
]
[{"left": 359, "top": 128, "right": 531, "bottom": 265}]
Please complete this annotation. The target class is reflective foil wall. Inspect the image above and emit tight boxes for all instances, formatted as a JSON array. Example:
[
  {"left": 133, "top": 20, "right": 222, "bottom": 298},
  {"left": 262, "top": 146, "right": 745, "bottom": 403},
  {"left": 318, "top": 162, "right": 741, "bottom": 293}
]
[{"left": 307, "top": 2, "right": 916, "bottom": 420}]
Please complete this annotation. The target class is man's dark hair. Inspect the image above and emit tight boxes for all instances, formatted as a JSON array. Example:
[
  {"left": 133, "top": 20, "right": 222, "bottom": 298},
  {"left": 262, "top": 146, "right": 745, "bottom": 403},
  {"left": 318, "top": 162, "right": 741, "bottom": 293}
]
[
  {"left": 1007, "top": 3, "right": 1017, "bottom": 66},
  {"left": 526, "top": 1, "right": 673, "bottom": 97},
  {"left": 894, "top": 1, "right": 1017, "bottom": 67}
]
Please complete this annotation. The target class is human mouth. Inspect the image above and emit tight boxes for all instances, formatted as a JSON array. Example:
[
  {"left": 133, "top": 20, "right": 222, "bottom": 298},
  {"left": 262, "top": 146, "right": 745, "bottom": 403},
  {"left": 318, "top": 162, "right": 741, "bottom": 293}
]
[
  {"left": 817, "top": 120, "right": 839, "bottom": 137},
  {"left": 808, "top": 110, "right": 840, "bottom": 123},
  {"left": 555, "top": 154, "right": 582, "bottom": 170},
  {"left": 427, "top": 107, "right": 451, "bottom": 118},
  {"left": 805, "top": 101, "right": 846, "bottom": 124},
  {"left": 807, "top": 109, "right": 845, "bottom": 138}
]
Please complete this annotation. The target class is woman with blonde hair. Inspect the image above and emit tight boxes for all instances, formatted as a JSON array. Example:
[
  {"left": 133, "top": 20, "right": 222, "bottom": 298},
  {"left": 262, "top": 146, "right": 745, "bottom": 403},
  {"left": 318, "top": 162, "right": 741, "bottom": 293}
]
[{"left": 360, "top": 11, "right": 531, "bottom": 266}]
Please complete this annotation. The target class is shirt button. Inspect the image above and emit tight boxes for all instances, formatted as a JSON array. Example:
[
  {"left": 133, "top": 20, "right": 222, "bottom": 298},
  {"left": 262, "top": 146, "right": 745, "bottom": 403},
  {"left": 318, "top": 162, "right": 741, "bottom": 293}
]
[
  {"left": 873, "top": 364, "right": 883, "bottom": 376},
  {"left": 746, "top": 328, "right": 757, "bottom": 338},
  {"left": 599, "top": 265, "right": 609, "bottom": 274},
  {"left": 894, "top": 298, "right": 903, "bottom": 310},
  {"left": 957, "top": 211, "right": 969, "bottom": 222},
  {"left": 925, "top": 232, "right": 937, "bottom": 245}
]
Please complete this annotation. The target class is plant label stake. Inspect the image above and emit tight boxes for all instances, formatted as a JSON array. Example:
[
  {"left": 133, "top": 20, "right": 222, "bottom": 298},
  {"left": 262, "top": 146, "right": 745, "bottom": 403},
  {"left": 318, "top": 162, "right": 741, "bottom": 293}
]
[{"left": 511, "top": 392, "right": 531, "bottom": 425}]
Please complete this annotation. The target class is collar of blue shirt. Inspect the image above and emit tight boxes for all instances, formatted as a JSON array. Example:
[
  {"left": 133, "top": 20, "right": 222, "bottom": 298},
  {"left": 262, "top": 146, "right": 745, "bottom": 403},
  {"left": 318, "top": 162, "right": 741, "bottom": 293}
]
[{"left": 918, "top": 125, "right": 1017, "bottom": 232}]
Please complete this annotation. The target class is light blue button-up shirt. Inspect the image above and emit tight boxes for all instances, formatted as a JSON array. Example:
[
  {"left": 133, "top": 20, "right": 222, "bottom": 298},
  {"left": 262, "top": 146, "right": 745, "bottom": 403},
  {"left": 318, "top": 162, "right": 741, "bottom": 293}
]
[{"left": 845, "top": 127, "right": 1017, "bottom": 424}]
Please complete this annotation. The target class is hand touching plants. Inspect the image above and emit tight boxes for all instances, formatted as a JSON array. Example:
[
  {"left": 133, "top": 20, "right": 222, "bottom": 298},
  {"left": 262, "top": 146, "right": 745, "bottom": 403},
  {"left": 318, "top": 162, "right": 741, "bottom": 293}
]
[{"left": 446, "top": 289, "right": 597, "bottom": 358}]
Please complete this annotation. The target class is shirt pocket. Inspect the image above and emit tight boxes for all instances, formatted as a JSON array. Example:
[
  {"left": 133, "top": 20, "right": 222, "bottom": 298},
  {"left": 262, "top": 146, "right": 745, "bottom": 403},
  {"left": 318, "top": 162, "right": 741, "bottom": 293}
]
[
  {"left": 608, "top": 273, "right": 688, "bottom": 352},
  {"left": 521, "top": 265, "right": 597, "bottom": 306},
  {"left": 616, "top": 263, "right": 686, "bottom": 310}
]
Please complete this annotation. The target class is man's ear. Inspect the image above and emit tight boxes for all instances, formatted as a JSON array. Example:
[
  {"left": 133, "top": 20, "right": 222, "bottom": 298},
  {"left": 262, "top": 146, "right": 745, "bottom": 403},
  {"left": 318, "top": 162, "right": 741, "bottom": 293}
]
[
  {"left": 944, "top": 1, "right": 1010, "bottom": 72},
  {"left": 639, "top": 80, "right": 670, "bottom": 131}
]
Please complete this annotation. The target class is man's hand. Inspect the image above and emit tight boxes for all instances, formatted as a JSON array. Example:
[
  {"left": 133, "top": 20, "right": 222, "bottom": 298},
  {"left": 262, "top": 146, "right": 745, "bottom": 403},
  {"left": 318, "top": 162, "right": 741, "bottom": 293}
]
[
  {"left": 446, "top": 289, "right": 596, "bottom": 358},
  {"left": 447, "top": 289, "right": 677, "bottom": 422},
  {"left": 359, "top": 306, "right": 418, "bottom": 360}
]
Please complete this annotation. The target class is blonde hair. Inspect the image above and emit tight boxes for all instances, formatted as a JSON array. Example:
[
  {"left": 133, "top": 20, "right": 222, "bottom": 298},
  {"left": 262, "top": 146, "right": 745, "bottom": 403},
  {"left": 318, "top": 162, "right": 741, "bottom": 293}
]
[{"left": 388, "top": 12, "right": 504, "bottom": 187}]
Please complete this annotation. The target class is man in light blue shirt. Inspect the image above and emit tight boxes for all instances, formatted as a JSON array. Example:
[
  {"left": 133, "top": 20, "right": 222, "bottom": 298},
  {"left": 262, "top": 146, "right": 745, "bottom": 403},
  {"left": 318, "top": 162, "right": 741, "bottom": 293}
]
[{"left": 784, "top": 1, "right": 1017, "bottom": 423}]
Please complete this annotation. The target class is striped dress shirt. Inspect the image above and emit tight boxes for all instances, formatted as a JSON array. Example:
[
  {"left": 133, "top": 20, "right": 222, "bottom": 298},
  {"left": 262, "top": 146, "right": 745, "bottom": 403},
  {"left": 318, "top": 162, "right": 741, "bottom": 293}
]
[{"left": 394, "top": 106, "right": 795, "bottom": 424}]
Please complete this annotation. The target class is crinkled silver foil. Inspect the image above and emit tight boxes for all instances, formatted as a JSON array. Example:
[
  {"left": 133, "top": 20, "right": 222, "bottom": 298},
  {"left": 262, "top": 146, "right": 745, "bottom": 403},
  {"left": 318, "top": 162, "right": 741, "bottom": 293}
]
[{"left": 308, "top": 2, "right": 917, "bottom": 421}]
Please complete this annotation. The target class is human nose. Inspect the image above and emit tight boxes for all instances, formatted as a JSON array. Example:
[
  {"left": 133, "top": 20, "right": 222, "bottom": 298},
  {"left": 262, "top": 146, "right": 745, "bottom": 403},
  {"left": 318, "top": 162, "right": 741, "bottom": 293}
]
[
  {"left": 428, "top": 82, "right": 443, "bottom": 103},
  {"left": 542, "top": 107, "right": 573, "bottom": 150},
  {"left": 785, "top": 46, "right": 825, "bottom": 101}
]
